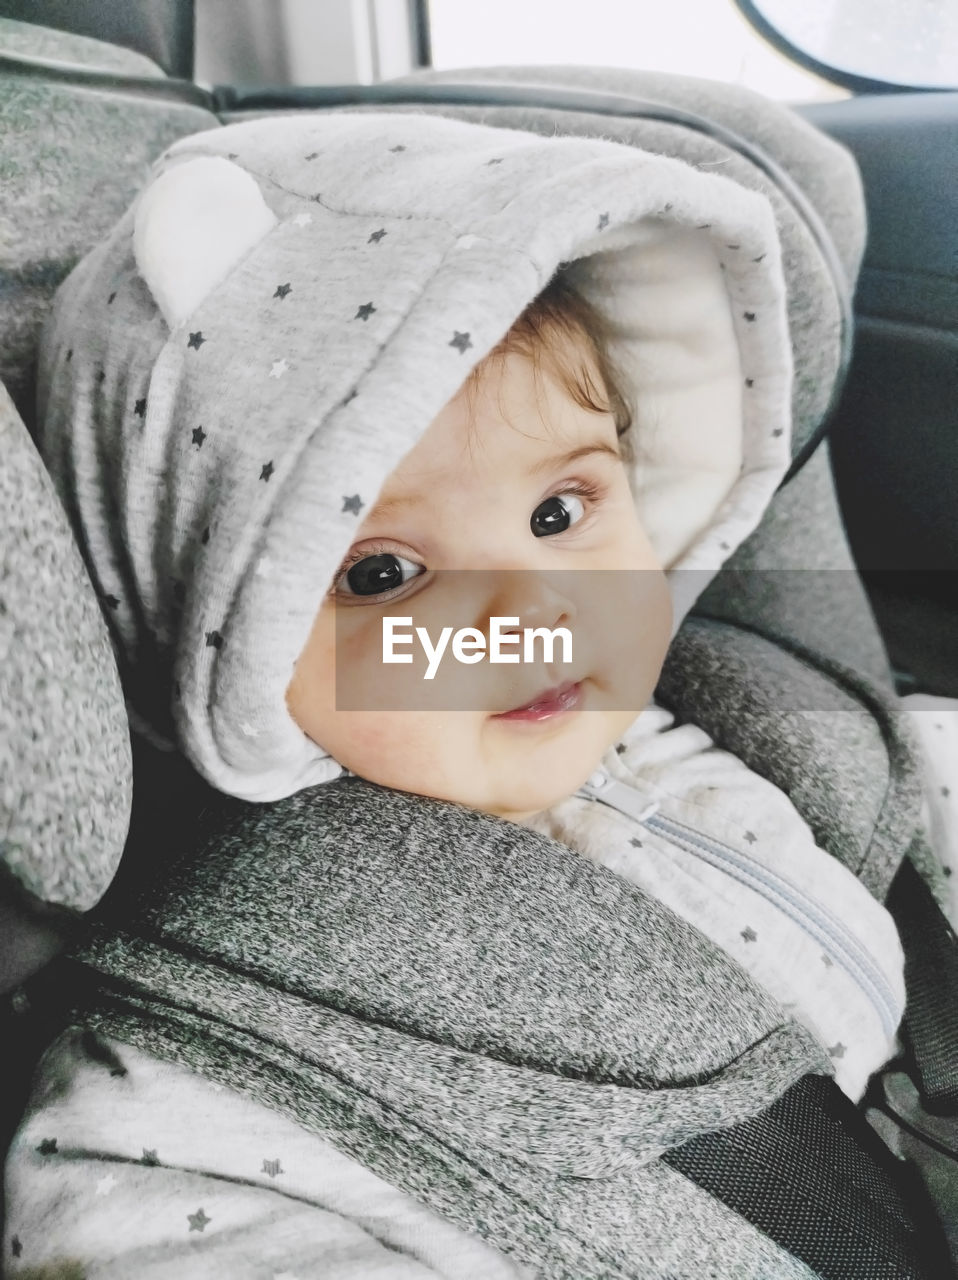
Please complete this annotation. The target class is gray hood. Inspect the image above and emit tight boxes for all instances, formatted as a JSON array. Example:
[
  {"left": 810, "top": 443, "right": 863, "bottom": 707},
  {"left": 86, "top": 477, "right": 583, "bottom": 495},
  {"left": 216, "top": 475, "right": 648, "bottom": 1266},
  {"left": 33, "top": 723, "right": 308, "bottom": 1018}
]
[{"left": 36, "top": 109, "right": 793, "bottom": 801}]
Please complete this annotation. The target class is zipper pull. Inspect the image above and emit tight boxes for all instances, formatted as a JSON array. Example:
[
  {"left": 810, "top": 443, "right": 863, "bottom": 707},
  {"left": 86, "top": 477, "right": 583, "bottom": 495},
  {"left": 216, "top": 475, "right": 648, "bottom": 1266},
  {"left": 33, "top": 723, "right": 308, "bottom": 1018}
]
[{"left": 576, "top": 767, "right": 660, "bottom": 824}]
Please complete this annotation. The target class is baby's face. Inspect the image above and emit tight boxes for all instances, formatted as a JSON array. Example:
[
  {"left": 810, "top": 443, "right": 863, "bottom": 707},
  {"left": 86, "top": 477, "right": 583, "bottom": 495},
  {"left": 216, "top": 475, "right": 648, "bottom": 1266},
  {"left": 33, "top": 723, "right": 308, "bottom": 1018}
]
[{"left": 285, "top": 338, "right": 672, "bottom": 824}]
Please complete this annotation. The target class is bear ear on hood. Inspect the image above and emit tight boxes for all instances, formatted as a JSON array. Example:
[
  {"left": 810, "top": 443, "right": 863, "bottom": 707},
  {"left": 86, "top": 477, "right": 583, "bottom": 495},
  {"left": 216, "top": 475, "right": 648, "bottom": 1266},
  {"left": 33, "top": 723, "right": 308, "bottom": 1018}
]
[{"left": 133, "top": 155, "right": 278, "bottom": 329}]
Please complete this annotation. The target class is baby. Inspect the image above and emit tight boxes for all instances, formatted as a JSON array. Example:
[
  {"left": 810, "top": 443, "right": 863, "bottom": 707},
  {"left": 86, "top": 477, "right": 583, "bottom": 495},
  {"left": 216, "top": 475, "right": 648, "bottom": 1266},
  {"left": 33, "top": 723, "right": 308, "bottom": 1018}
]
[{"left": 4, "top": 110, "right": 907, "bottom": 1277}]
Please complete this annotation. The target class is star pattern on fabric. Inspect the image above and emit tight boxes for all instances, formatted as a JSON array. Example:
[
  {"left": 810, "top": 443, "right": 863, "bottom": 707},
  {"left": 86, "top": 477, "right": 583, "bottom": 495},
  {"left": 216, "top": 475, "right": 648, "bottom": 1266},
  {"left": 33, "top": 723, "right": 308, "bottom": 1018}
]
[
  {"left": 355, "top": 302, "right": 377, "bottom": 321},
  {"left": 828, "top": 1042, "right": 846, "bottom": 1059},
  {"left": 368, "top": 228, "right": 387, "bottom": 243},
  {"left": 597, "top": 212, "right": 610, "bottom": 231},
  {"left": 273, "top": 283, "right": 292, "bottom": 299},
  {"left": 615, "top": 743, "right": 627, "bottom": 754},
  {"left": 202, "top": 526, "right": 211, "bottom": 545},
  {"left": 486, "top": 157, "right": 503, "bottom": 165},
  {"left": 726, "top": 244, "right": 741, "bottom": 251},
  {"left": 37, "top": 1138, "right": 58, "bottom": 1155},
  {"left": 107, "top": 291, "right": 117, "bottom": 305},
  {"left": 292, "top": 212, "right": 313, "bottom": 227},
  {"left": 304, "top": 151, "right": 319, "bottom": 161},
  {"left": 450, "top": 331, "right": 472, "bottom": 353},
  {"left": 772, "top": 428, "right": 784, "bottom": 437},
  {"left": 389, "top": 144, "right": 406, "bottom": 152},
  {"left": 944, "top": 866, "right": 953, "bottom": 878},
  {"left": 11, "top": 1235, "right": 22, "bottom": 1257},
  {"left": 943, "top": 786, "right": 951, "bottom": 798},
  {"left": 743, "top": 311, "right": 757, "bottom": 322},
  {"left": 745, "top": 378, "right": 755, "bottom": 388},
  {"left": 262, "top": 1158, "right": 284, "bottom": 1177},
  {"left": 206, "top": 630, "right": 224, "bottom": 649},
  {"left": 142, "top": 1148, "right": 160, "bottom": 1165},
  {"left": 97, "top": 369, "right": 106, "bottom": 384},
  {"left": 66, "top": 349, "right": 73, "bottom": 362},
  {"left": 188, "top": 331, "right": 206, "bottom": 350},
  {"left": 260, "top": 460, "right": 275, "bottom": 482},
  {"left": 629, "top": 837, "right": 643, "bottom": 849},
  {"left": 95, "top": 1173, "right": 118, "bottom": 1197},
  {"left": 744, "top": 831, "right": 757, "bottom": 844},
  {"left": 821, "top": 953, "right": 834, "bottom": 968},
  {"left": 191, "top": 425, "right": 206, "bottom": 448},
  {"left": 740, "top": 926, "right": 758, "bottom": 943},
  {"left": 188, "top": 1207, "right": 211, "bottom": 1232},
  {"left": 134, "top": 398, "right": 147, "bottom": 418},
  {"left": 342, "top": 494, "right": 364, "bottom": 515},
  {"left": 270, "top": 358, "right": 290, "bottom": 379}
]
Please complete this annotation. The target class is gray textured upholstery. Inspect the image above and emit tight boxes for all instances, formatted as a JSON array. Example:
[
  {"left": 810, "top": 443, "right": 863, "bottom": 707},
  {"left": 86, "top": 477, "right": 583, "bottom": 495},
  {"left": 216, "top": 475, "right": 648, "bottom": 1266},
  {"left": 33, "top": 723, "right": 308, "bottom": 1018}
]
[
  {"left": 0, "top": 381, "right": 131, "bottom": 911},
  {"left": 0, "top": 23, "right": 215, "bottom": 923},
  {"left": 0, "top": 19, "right": 217, "bottom": 428}
]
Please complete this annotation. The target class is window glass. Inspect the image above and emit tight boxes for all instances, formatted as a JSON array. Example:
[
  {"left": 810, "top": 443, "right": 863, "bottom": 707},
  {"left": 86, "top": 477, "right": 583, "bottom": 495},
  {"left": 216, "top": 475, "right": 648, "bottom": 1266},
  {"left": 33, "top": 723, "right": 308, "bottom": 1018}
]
[{"left": 427, "top": 0, "right": 848, "bottom": 103}]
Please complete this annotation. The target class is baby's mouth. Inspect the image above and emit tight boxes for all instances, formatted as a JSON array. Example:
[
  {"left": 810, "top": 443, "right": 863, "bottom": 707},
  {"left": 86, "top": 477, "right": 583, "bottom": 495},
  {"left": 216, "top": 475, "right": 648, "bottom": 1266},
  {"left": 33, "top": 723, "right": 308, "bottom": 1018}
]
[{"left": 491, "top": 680, "right": 583, "bottom": 722}]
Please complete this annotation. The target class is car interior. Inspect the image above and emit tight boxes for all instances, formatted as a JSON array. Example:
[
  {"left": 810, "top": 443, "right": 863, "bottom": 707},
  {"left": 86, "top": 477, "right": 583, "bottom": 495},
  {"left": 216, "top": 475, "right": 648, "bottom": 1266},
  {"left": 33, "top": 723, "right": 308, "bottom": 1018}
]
[{"left": 1, "top": 0, "right": 956, "bottom": 1272}]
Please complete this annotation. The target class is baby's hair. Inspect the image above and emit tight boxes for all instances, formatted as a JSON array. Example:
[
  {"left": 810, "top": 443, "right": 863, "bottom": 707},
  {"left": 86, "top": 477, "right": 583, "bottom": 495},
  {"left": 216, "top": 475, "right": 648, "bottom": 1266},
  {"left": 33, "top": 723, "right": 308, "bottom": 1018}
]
[{"left": 462, "top": 268, "right": 636, "bottom": 464}]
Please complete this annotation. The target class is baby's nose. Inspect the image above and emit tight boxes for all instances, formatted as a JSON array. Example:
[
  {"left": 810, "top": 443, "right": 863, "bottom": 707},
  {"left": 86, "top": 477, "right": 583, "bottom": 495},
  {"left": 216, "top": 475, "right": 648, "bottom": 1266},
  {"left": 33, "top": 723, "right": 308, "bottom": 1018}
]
[{"left": 476, "top": 570, "right": 578, "bottom": 635}]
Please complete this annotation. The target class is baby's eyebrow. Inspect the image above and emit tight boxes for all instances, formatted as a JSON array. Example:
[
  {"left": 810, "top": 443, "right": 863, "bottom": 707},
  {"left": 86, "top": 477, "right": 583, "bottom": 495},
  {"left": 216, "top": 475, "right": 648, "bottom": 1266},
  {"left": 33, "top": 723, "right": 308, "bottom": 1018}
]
[
  {"left": 529, "top": 440, "right": 622, "bottom": 475},
  {"left": 372, "top": 440, "right": 622, "bottom": 517}
]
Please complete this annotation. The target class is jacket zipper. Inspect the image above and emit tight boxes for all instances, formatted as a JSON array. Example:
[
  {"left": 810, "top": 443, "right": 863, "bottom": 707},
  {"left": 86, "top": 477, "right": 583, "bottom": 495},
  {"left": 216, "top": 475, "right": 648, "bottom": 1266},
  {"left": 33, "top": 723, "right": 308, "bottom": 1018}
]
[{"left": 576, "top": 767, "right": 900, "bottom": 1039}]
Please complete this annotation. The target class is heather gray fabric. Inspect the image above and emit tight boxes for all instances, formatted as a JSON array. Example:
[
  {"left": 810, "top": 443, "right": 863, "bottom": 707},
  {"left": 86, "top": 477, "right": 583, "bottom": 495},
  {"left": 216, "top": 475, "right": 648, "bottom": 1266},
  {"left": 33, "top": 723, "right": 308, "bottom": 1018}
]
[
  {"left": 0, "top": 381, "right": 131, "bottom": 910},
  {"left": 0, "top": 16, "right": 165, "bottom": 77},
  {"left": 68, "top": 775, "right": 830, "bottom": 1280},
  {"left": 0, "top": 21, "right": 217, "bottom": 425}
]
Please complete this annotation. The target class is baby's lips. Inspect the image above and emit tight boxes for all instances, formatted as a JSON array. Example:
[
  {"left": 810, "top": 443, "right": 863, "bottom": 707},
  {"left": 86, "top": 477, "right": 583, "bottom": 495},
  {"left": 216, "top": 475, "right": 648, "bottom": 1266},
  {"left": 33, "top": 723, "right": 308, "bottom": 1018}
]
[{"left": 492, "top": 678, "right": 583, "bottom": 717}]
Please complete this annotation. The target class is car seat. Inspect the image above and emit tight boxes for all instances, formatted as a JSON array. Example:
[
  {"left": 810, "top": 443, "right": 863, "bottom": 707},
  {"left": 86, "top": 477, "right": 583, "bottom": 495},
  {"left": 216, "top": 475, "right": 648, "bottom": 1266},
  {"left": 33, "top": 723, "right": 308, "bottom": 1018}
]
[{"left": 2, "top": 12, "right": 957, "bottom": 1272}]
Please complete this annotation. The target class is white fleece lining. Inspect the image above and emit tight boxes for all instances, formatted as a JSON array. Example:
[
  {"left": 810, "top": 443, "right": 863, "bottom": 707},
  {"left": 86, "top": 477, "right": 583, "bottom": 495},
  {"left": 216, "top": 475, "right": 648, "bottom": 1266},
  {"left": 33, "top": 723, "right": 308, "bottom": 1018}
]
[{"left": 567, "top": 224, "right": 743, "bottom": 570}]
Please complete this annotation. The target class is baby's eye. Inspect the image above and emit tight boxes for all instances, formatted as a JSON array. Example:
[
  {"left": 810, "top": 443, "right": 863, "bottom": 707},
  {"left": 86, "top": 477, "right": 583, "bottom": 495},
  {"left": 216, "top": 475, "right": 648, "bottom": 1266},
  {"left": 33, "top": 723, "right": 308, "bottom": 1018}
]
[
  {"left": 530, "top": 490, "right": 588, "bottom": 538},
  {"left": 335, "top": 550, "right": 425, "bottom": 598}
]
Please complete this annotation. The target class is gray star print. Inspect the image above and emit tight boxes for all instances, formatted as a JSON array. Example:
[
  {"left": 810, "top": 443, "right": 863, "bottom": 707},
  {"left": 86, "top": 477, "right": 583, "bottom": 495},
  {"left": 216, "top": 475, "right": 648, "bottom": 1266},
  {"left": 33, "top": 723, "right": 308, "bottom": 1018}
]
[
  {"left": 188, "top": 1207, "right": 211, "bottom": 1232},
  {"left": 342, "top": 494, "right": 364, "bottom": 515},
  {"left": 355, "top": 302, "right": 376, "bottom": 321},
  {"left": 142, "top": 1148, "right": 159, "bottom": 1166},
  {"left": 262, "top": 1158, "right": 284, "bottom": 1177},
  {"left": 191, "top": 426, "right": 206, "bottom": 448},
  {"left": 274, "top": 283, "right": 292, "bottom": 299},
  {"left": 744, "top": 831, "right": 757, "bottom": 844},
  {"left": 821, "top": 953, "right": 834, "bottom": 968},
  {"left": 828, "top": 1043, "right": 846, "bottom": 1059},
  {"left": 741, "top": 926, "right": 757, "bottom": 943},
  {"left": 630, "top": 837, "right": 643, "bottom": 849},
  {"left": 597, "top": 212, "right": 610, "bottom": 230},
  {"left": 368, "top": 229, "right": 387, "bottom": 243},
  {"left": 260, "top": 460, "right": 275, "bottom": 481},
  {"left": 450, "top": 331, "right": 472, "bottom": 353},
  {"left": 187, "top": 331, "right": 206, "bottom": 350}
]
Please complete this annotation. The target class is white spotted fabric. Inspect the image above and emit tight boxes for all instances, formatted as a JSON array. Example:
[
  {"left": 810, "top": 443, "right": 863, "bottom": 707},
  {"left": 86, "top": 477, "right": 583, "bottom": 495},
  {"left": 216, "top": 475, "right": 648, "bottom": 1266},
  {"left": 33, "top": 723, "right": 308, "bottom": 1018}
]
[{"left": 36, "top": 112, "right": 793, "bottom": 801}]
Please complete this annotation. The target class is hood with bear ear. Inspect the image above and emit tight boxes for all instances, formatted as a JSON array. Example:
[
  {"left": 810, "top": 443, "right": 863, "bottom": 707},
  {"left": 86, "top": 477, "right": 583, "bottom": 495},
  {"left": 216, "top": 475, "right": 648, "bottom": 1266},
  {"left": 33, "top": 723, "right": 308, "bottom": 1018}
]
[{"left": 36, "top": 111, "right": 793, "bottom": 802}]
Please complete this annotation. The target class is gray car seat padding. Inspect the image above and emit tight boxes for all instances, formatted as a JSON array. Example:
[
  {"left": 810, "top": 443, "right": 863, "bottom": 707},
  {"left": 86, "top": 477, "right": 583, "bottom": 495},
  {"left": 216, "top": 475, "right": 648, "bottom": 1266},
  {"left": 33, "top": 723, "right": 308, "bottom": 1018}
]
[
  {"left": 0, "top": 19, "right": 217, "bottom": 427},
  {"left": 0, "top": 382, "right": 132, "bottom": 912}
]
